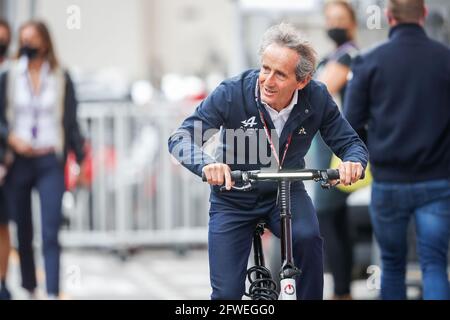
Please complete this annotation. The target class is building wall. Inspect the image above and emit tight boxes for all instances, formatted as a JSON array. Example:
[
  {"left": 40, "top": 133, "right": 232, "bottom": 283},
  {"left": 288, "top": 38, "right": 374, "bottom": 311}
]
[
  {"left": 12, "top": 0, "right": 448, "bottom": 85},
  {"left": 34, "top": 0, "right": 149, "bottom": 82},
  {"left": 32, "top": 0, "right": 233, "bottom": 83},
  {"left": 3, "top": 0, "right": 233, "bottom": 83},
  {"left": 148, "top": 0, "right": 234, "bottom": 81}
]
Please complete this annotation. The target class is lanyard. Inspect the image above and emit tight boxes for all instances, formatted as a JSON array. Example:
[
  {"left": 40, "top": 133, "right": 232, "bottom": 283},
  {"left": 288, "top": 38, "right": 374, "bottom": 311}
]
[
  {"left": 255, "top": 80, "right": 293, "bottom": 170},
  {"left": 258, "top": 109, "right": 292, "bottom": 170},
  {"left": 25, "top": 68, "right": 48, "bottom": 140}
]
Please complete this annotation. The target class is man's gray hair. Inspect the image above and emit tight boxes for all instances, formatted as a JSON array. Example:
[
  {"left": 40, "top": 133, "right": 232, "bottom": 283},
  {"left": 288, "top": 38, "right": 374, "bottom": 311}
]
[{"left": 259, "top": 23, "right": 317, "bottom": 82}]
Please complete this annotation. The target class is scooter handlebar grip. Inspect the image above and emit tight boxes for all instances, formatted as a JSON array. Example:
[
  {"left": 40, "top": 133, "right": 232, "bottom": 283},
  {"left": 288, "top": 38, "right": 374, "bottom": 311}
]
[
  {"left": 326, "top": 169, "right": 340, "bottom": 180},
  {"left": 202, "top": 170, "right": 243, "bottom": 183},
  {"left": 327, "top": 168, "right": 365, "bottom": 180}
]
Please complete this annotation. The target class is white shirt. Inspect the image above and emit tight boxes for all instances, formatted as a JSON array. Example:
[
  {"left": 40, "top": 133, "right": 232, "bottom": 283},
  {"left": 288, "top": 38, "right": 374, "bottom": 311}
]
[
  {"left": 261, "top": 89, "right": 298, "bottom": 136},
  {"left": 13, "top": 57, "right": 58, "bottom": 149}
]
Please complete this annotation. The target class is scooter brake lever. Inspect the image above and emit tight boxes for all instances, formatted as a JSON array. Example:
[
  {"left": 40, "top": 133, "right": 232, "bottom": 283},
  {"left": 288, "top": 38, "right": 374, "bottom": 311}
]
[{"left": 220, "top": 182, "right": 253, "bottom": 192}]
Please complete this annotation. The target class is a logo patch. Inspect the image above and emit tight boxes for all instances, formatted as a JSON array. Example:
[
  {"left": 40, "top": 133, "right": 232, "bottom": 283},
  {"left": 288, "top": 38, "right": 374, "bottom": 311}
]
[
  {"left": 241, "top": 116, "right": 257, "bottom": 128},
  {"left": 298, "top": 127, "right": 307, "bottom": 135}
]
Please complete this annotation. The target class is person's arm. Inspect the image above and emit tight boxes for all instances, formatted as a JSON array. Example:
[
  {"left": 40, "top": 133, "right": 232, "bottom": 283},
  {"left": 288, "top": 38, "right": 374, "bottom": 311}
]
[
  {"left": 168, "top": 83, "right": 230, "bottom": 178},
  {"left": 318, "top": 84, "right": 369, "bottom": 185},
  {"left": 343, "top": 55, "right": 371, "bottom": 141},
  {"left": 64, "top": 72, "right": 85, "bottom": 164},
  {"left": 317, "top": 61, "right": 350, "bottom": 96},
  {"left": 0, "top": 70, "right": 33, "bottom": 157},
  {"left": 0, "top": 71, "right": 7, "bottom": 167},
  {"left": 0, "top": 71, "right": 9, "bottom": 145}
]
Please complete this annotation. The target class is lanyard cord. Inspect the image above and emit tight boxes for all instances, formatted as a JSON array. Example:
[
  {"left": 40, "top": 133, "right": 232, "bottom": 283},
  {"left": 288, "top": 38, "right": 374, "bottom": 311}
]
[
  {"left": 255, "top": 81, "right": 293, "bottom": 170},
  {"left": 25, "top": 67, "right": 49, "bottom": 139},
  {"left": 257, "top": 109, "right": 292, "bottom": 170}
]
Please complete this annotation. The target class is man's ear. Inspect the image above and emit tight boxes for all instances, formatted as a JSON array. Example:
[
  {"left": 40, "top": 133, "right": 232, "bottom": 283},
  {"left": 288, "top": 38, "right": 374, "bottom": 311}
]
[
  {"left": 422, "top": 5, "right": 429, "bottom": 22},
  {"left": 296, "top": 76, "right": 311, "bottom": 90},
  {"left": 385, "top": 8, "right": 393, "bottom": 25}
]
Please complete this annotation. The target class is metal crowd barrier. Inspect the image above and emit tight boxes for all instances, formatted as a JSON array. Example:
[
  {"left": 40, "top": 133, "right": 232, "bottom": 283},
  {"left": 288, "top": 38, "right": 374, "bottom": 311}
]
[{"left": 58, "top": 101, "right": 211, "bottom": 250}]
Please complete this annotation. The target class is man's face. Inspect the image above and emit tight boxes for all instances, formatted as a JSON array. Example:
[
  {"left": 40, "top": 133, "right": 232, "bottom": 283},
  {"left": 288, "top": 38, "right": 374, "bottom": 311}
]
[{"left": 259, "top": 43, "right": 309, "bottom": 110}]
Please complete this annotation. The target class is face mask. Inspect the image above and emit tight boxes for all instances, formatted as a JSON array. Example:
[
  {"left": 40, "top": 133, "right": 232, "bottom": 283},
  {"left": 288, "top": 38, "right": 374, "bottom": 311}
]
[
  {"left": 0, "top": 43, "right": 8, "bottom": 58},
  {"left": 326, "top": 28, "right": 349, "bottom": 46},
  {"left": 19, "top": 45, "right": 40, "bottom": 60}
]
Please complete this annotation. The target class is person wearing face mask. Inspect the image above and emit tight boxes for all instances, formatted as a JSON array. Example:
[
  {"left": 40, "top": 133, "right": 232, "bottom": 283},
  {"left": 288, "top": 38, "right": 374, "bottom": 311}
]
[
  {"left": 19, "top": 46, "right": 41, "bottom": 61},
  {"left": 309, "top": 0, "right": 359, "bottom": 300},
  {"left": 0, "top": 20, "right": 86, "bottom": 299},
  {"left": 0, "top": 20, "right": 10, "bottom": 66},
  {"left": 0, "top": 19, "right": 12, "bottom": 300},
  {"left": 318, "top": 0, "right": 358, "bottom": 112}
]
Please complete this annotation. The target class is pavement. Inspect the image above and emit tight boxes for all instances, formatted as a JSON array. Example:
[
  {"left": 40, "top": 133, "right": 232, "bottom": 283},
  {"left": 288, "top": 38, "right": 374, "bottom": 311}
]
[{"left": 5, "top": 247, "right": 423, "bottom": 300}]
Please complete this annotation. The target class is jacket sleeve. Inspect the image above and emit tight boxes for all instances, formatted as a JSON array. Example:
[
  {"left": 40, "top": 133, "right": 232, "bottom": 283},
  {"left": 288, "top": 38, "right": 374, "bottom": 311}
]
[
  {"left": 0, "top": 71, "right": 9, "bottom": 145},
  {"left": 64, "top": 72, "right": 85, "bottom": 164},
  {"left": 343, "top": 55, "right": 371, "bottom": 141},
  {"left": 168, "top": 83, "right": 230, "bottom": 177},
  {"left": 0, "top": 71, "right": 8, "bottom": 163},
  {"left": 319, "top": 84, "right": 369, "bottom": 168}
]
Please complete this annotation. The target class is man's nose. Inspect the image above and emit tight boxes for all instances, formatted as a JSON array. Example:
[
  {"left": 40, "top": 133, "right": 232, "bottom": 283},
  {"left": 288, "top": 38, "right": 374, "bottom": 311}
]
[{"left": 265, "top": 72, "right": 276, "bottom": 86}]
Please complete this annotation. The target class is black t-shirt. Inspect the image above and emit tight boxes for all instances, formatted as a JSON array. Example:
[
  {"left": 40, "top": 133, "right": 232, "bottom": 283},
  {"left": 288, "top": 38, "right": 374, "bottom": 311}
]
[
  {"left": 316, "top": 42, "right": 358, "bottom": 105},
  {"left": 0, "top": 186, "right": 8, "bottom": 224}
]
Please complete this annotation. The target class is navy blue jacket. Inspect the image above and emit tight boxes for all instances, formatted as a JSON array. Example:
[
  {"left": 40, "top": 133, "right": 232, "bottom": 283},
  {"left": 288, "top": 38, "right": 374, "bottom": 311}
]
[
  {"left": 344, "top": 24, "right": 450, "bottom": 182},
  {"left": 168, "top": 69, "right": 368, "bottom": 204}
]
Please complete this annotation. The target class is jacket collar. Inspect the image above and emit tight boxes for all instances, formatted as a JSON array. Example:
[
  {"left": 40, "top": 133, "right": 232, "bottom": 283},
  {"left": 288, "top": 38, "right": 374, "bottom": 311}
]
[
  {"left": 252, "top": 71, "right": 314, "bottom": 146},
  {"left": 389, "top": 23, "right": 427, "bottom": 40},
  {"left": 279, "top": 86, "right": 313, "bottom": 144}
]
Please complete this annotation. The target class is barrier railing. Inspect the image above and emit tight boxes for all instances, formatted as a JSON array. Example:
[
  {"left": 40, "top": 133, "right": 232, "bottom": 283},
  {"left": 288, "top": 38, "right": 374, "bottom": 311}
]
[{"left": 59, "top": 101, "right": 211, "bottom": 250}]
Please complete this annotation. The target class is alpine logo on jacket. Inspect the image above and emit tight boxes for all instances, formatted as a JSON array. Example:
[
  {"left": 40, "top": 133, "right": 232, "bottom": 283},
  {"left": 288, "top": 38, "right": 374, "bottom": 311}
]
[{"left": 241, "top": 116, "right": 258, "bottom": 128}]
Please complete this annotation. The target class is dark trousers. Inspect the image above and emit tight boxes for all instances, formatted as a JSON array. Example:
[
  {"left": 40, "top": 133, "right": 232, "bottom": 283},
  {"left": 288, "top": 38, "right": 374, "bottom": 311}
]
[
  {"left": 0, "top": 186, "right": 8, "bottom": 225},
  {"left": 318, "top": 205, "right": 353, "bottom": 296},
  {"left": 208, "top": 188, "right": 324, "bottom": 300},
  {"left": 5, "top": 154, "right": 64, "bottom": 295},
  {"left": 312, "top": 134, "right": 352, "bottom": 296}
]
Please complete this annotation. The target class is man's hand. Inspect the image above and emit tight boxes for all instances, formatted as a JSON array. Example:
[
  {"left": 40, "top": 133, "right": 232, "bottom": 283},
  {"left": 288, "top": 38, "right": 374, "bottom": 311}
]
[
  {"left": 7, "top": 132, "right": 33, "bottom": 157},
  {"left": 202, "top": 163, "right": 235, "bottom": 191},
  {"left": 337, "top": 161, "right": 364, "bottom": 186}
]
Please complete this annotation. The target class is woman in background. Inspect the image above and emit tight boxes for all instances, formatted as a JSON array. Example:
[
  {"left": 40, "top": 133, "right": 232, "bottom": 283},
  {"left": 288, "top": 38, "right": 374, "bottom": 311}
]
[
  {"left": 0, "top": 21, "right": 85, "bottom": 299},
  {"left": 313, "top": 0, "right": 359, "bottom": 300}
]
